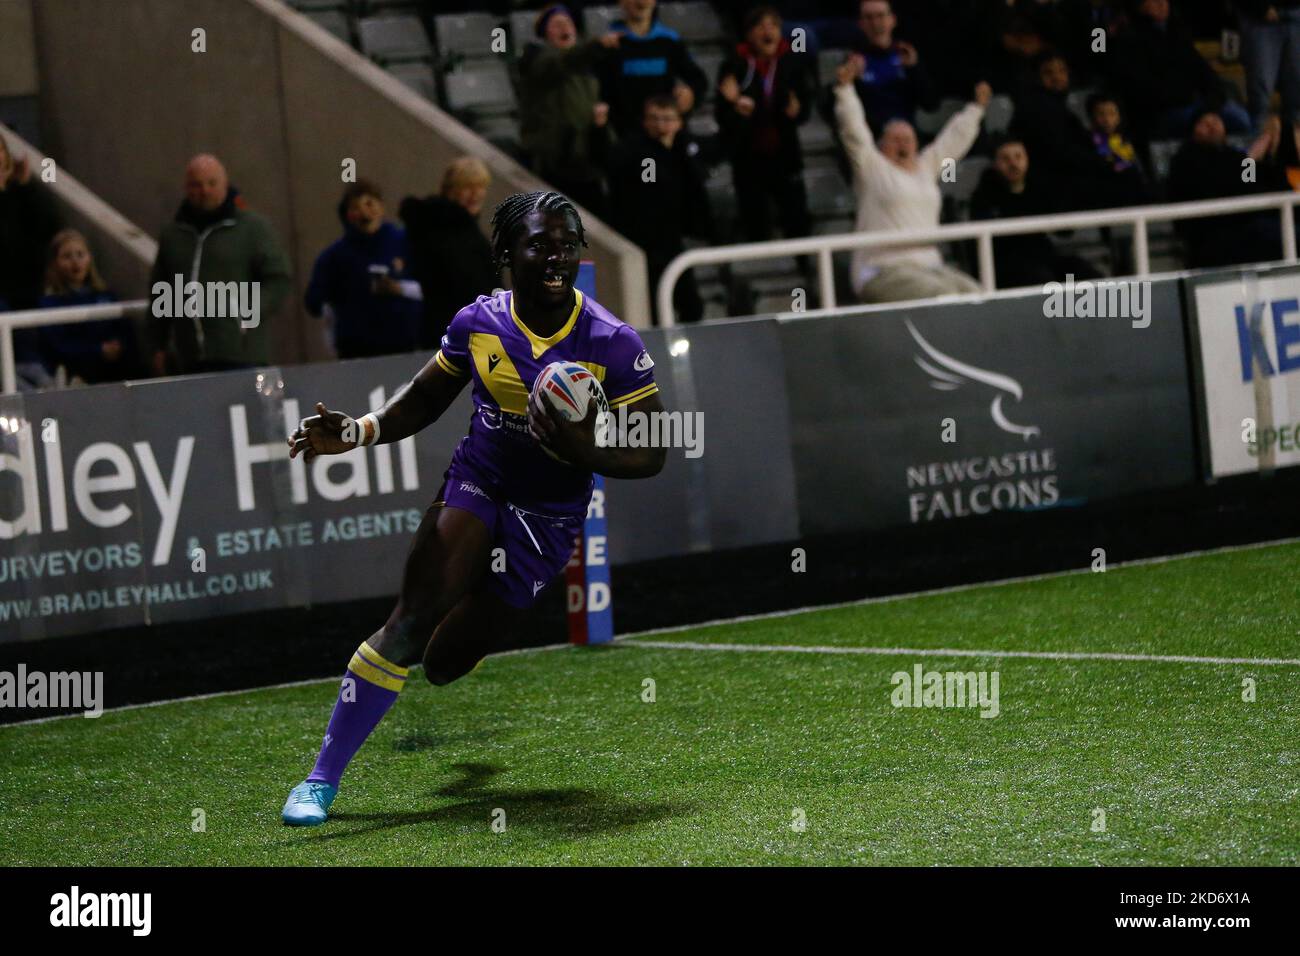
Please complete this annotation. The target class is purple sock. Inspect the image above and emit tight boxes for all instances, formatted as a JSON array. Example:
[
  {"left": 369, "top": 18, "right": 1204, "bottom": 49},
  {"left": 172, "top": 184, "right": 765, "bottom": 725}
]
[{"left": 306, "top": 642, "right": 409, "bottom": 787}]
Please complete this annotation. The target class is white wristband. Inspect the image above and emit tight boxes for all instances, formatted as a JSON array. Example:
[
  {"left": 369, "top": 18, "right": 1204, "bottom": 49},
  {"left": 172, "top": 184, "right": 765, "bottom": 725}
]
[{"left": 357, "top": 413, "right": 381, "bottom": 446}]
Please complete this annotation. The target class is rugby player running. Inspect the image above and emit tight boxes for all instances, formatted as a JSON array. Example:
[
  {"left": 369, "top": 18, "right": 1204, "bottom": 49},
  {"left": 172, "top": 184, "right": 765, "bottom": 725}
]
[{"left": 281, "top": 191, "right": 666, "bottom": 825}]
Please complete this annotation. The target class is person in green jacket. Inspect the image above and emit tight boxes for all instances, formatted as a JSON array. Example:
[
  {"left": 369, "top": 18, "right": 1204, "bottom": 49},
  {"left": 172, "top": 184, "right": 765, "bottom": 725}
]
[
  {"left": 517, "top": 4, "right": 620, "bottom": 218},
  {"left": 149, "top": 154, "right": 291, "bottom": 375}
]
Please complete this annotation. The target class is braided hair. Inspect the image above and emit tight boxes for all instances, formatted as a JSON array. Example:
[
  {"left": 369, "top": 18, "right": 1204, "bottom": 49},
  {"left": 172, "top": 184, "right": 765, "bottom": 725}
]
[{"left": 489, "top": 191, "right": 587, "bottom": 276}]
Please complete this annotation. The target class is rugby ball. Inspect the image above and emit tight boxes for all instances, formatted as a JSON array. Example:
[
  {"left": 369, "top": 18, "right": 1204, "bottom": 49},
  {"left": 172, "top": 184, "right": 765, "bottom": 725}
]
[{"left": 532, "top": 361, "right": 609, "bottom": 423}]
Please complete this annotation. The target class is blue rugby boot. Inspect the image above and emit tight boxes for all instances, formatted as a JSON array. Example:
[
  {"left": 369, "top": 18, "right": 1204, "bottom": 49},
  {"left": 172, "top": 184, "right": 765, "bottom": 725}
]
[{"left": 282, "top": 780, "right": 337, "bottom": 826}]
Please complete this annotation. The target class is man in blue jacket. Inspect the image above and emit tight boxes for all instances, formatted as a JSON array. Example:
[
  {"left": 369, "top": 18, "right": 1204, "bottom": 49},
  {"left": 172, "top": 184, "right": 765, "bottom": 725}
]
[{"left": 306, "top": 180, "right": 424, "bottom": 360}]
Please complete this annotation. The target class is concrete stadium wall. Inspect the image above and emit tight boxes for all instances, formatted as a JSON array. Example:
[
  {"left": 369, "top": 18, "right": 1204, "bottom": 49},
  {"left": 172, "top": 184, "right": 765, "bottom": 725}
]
[
  {"left": 30, "top": 0, "right": 650, "bottom": 365},
  {"left": 0, "top": 126, "right": 156, "bottom": 301},
  {"left": 0, "top": 0, "right": 37, "bottom": 96},
  {"left": 0, "top": 0, "right": 40, "bottom": 142}
]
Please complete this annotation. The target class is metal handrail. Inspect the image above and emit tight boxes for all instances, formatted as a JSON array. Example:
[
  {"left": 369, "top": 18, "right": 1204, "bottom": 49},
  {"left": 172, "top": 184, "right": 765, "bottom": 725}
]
[
  {"left": 656, "top": 190, "right": 1300, "bottom": 326},
  {"left": 0, "top": 300, "right": 150, "bottom": 395}
]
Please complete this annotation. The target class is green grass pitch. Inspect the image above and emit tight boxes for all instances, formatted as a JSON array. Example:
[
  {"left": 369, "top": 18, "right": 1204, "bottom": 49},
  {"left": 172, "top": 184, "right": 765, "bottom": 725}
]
[{"left": 2, "top": 540, "right": 1297, "bottom": 866}]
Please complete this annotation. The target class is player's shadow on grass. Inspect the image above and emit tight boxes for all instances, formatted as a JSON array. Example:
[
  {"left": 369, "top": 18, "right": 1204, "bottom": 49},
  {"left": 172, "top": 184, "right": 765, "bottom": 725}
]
[{"left": 287, "top": 762, "right": 688, "bottom": 843}]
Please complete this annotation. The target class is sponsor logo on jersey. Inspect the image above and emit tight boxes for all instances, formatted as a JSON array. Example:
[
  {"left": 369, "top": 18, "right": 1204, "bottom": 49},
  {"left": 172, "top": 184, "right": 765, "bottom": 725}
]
[{"left": 459, "top": 481, "right": 488, "bottom": 499}]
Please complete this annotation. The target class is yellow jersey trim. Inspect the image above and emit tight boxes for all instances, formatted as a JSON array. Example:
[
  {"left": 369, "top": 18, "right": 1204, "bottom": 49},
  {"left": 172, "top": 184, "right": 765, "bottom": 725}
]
[
  {"left": 609, "top": 383, "right": 659, "bottom": 408},
  {"left": 511, "top": 289, "right": 583, "bottom": 360},
  {"left": 434, "top": 350, "right": 468, "bottom": 377}
]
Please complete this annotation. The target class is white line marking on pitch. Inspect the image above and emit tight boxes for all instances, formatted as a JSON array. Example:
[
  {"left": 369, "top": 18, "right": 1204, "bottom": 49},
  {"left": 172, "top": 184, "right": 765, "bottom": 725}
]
[
  {"left": 4, "top": 536, "right": 1296, "bottom": 729},
  {"left": 617, "top": 639, "right": 1300, "bottom": 667},
  {"left": 619, "top": 534, "right": 1300, "bottom": 641}
]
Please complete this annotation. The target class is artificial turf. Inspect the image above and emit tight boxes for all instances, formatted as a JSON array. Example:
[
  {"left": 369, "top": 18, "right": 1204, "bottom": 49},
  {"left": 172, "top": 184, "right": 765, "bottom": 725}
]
[{"left": 1, "top": 540, "right": 1297, "bottom": 866}]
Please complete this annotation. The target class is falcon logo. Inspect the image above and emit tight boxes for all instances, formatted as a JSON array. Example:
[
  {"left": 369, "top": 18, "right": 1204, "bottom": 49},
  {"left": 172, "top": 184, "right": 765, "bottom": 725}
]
[
  {"left": 488, "top": 354, "right": 502, "bottom": 373},
  {"left": 906, "top": 320, "right": 1040, "bottom": 441},
  {"left": 634, "top": 350, "right": 654, "bottom": 371}
]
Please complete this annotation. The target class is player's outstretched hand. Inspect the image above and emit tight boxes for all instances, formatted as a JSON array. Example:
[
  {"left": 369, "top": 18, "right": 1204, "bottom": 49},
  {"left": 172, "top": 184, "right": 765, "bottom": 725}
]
[
  {"left": 528, "top": 391, "right": 597, "bottom": 467},
  {"left": 288, "top": 402, "right": 356, "bottom": 462}
]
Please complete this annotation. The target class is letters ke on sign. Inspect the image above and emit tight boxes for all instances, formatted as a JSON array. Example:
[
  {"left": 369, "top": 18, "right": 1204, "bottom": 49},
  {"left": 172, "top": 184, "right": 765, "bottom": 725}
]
[{"left": 1188, "top": 269, "right": 1300, "bottom": 478}]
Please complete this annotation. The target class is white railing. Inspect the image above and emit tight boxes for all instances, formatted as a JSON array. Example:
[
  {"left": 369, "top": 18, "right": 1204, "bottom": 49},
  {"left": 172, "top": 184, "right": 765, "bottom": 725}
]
[
  {"left": 0, "top": 300, "right": 150, "bottom": 395},
  {"left": 657, "top": 190, "right": 1300, "bottom": 326}
]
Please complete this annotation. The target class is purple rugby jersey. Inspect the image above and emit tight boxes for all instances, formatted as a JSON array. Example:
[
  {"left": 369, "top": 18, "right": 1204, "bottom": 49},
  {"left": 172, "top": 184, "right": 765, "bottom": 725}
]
[{"left": 432, "top": 288, "right": 658, "bottom": 518}]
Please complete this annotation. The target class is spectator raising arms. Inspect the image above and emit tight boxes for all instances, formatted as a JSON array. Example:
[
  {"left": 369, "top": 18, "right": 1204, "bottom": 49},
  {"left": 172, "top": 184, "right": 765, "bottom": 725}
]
[
  {"left": 306, "top": 180, "right": 424, "bottom": 361},
  {"left": 607, "top": 94, "right": 714, "bottom": 324},
  {"left": 833, "top": 53, "right": 990, "bottom": 303},
  {"left": 518, "top": 4, "right": 620, "bottom": 219},
  {"left": 599, "top": 0, "right": 708, "bottom": 136},
  {"left": 715, "top": 5, "right": 814, "bottom": 250},
  {"left": 149, "top": 154, "right": 291, "bottom": 375},
  {"left": 38, "top": 229, "right": 140, "bottom": 385},
  {"left": 400, "top": 157, "right": 500, "bottom": 348}
]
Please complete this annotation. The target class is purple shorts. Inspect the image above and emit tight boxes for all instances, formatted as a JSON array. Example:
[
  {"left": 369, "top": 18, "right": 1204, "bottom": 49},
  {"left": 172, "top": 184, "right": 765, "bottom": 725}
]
[{"left": 436, "top": 466, "right": 583, "bottom": 609}]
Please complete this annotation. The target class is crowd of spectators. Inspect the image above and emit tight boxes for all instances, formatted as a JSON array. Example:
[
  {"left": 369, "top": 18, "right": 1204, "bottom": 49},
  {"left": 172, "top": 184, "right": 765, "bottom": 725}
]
[{"left": 4, "top": 0, "right": 1300, "bottom": 391}]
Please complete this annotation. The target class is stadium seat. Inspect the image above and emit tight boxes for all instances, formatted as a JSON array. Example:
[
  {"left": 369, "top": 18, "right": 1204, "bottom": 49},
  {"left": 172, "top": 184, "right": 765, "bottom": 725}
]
[
  {"left": 915, "top": 98, "right": 964, "bottom": 136},
  {"left": 434, "top": 12, "right": 500, "bottom": 61},
  {"left": 797, "top": 114, "right": 835, "bottom": 155},
  {"left": 302, "top": 9, "right": 352, "bottom": 44},
  {"left": 387, "top": 62, "right": 436, "bottom": 101},
  {"left": 583, "top": 5, "right": 620, "bottom": 37},
  {"left": 657, "top": 2, "right": 728, "bottom": 45},
  {"left": 682, "top": 236, "right": 720, "bottom": 282},
  {"left": 473, "top": 116, "right": 524, "bottom": 157},
  {"left": 693, "top": 50, "right": 726, "bottom": 94},
  {"left": 811, "top": 216, "right": 855, "bottom": 236},
  {"left": 817, "top": 48, "right": 850, "bottom": 83},
  {"left": 1148, "top": 139, "right": 1181, "bottom": 183},
  {"left": 941, "top": 156, "right": 991, "bottom": 205},
  {"left": 804, "top": 167, "right": 856, "bottom": 219},
  {"left": 358, "top": 14, "right": 432, "bottom": 62},
  {"left": 983, "top": 95, "right": 1014, "bottom": 135},
  {"left": 444, "top": 63, "right": 517, "bottom": 118},
  {"left": 1066, "top": 88, "right": 1095, "bottom": 128},
  {"left": 704, "top": 165, "right": 737, "bottom": 223},
  {"left": 510, "top": 9, "right": 540, "bottom": 55},
  {"left": 688, "top": 112, "right": 720, "bottom": 139}
]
